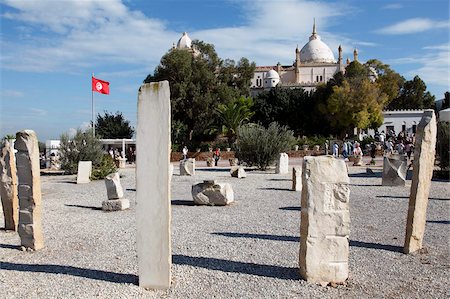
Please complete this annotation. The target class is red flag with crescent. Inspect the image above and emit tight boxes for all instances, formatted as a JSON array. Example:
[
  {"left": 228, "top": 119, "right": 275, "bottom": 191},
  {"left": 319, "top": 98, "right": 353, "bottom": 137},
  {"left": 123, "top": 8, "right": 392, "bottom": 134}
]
[{"left": 92, "top": 76, "right": 110, "bottom": 94}]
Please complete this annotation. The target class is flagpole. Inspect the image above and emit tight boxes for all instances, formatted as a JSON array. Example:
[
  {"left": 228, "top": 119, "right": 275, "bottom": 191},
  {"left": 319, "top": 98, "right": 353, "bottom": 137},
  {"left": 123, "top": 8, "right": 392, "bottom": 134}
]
[{"left": 92, "top": 72, "right": 95, "bottom": 138}]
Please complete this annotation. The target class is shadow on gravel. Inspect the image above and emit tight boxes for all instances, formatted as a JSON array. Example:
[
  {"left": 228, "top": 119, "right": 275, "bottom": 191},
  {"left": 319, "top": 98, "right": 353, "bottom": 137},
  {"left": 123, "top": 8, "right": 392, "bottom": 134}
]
[
  {"left": 257, "top": 187, "right": 292, "bottom": 192},
  {"left": 349, "top": 172, "right": 382, "bottom": 178},
  {"left": 349, "top": 240, "right": 402, "bottom": 252},
  {"left": 212, "top": 232, "right": 298, "bottom": 242},
  {"left": 64, "top": 204, "right": 102, "bottom": 211},
  {"left": 0, "top": 262, "right": 138, "bottom": 284},
  {"left": 350, "top": 184, "right": 382, "bottom": 187},
  {"left": 173, "top": 255, "right": 300, "bottom": 280},
  {"left": 279, "top": 206, "right": 301, "bottom": 211},
  {"left": 426, "top": 220, "right": 450, "bottom": 224},
  {"left": 267, "top": 178, "right": 292, "bottom": 181},
  {"left": 376, "top": 195, "right": 449, "bottom": 201},
  {"left": 55, "top": 180, "right": 77, "bottom": 184},
  {"left": 197, "top": 168, "right": 231, "bottom": 172},
  {"left": 171, "top": 200, "right": 195, "bottom": 206},
  {"left": 126, "top": 188, "right": 136, "bottom": 191},
  {"left": 0, "top": 244, "right": 20, "bottom": 250}
]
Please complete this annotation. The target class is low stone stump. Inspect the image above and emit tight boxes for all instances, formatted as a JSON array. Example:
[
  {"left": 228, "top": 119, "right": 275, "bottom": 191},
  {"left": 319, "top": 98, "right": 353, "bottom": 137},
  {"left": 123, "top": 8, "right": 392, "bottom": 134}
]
[
  {"left": 180, "top": 158, "right": 195, "bottom": 176},
  {"left": 192, "top": 180, "right": 234, "bottom": 206},
  {"left": 312, "top": 145, "right": 321, "bottom": 156},
  {"left": 292, "top": 167, "right": 302, "bottom": 191},
  {"left": 382, "top": 155, "right": 407, "bottom": 186},
  {"left": 276, "top": 153, "right": 289, "bottom": 174},
  {"left": 299, "top": 156, "right": 350, "bottom": 285},
  {"left": 229, "top": 158, "right": 238, "bottom": 166},
  {"left": 353, "top": 155, "right": 363, "bottom": 166},
  {"left": 77, "top": 161, "right": 92, "bottom": 184},
  {"left": 230, "top": 166, "right": 246, "bottom": 178},
  {"left": 102, "top": 172, "right": 129, "bottom": 211},
  {"left": 206, "top": 157, "right": 214, "bottom": 167},
  {"left": 116, "top": 157, "right": 127, "bottom": 168}
]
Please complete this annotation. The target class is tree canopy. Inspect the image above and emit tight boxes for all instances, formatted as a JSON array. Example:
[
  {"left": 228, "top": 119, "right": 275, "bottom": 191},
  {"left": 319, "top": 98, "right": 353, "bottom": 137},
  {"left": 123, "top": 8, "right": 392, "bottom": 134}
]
[
  {"left": 95, "top": 111, "right": 134, "bottom": 139},
  {"left": 386, "top": 75, "right": 435, "bottom": 110}
]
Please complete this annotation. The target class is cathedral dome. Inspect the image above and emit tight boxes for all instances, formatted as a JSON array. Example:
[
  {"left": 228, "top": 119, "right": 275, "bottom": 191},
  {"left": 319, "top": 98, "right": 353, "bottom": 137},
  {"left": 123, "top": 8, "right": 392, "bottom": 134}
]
[
  {"left": 265, "top": 69, "right": 280, "bottom": 79},
  {"left": 177, "top": 32, "right": 192, "bottom": 49},
  {"left": 299, "top": 24, "right": 335, "bottom": 64}
]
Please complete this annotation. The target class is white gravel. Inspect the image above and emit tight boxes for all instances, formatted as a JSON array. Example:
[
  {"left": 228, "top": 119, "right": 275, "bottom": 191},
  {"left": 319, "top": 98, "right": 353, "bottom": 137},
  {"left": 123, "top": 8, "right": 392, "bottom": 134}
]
[{"left": 1, "top": 157, "right": 449, "bottom": 298}]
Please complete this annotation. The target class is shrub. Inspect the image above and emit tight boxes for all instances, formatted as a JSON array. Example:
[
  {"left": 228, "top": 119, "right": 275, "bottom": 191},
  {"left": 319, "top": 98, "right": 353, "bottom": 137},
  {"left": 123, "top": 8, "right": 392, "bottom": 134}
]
[
  {"left": 296, "top": 135, "right": 328, "bottom": 149},
  {"left": 236, "top": 122, "right": 296, "bottom": 170},
  {"left": 437, "top": 121, "right": 449, "bottom": 170},
  {"left": 91, "top": 154, "right": 117, "bottom": 180}
]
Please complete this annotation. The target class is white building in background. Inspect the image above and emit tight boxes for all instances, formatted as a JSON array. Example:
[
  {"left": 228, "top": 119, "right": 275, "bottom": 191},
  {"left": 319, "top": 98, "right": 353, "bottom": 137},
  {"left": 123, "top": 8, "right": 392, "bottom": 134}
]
[
  {"left": 379, "top": 110, "right": 425, "bottom": 136},
  {"left": 250, "top": 21, "right": 357, "bottom": 95}
]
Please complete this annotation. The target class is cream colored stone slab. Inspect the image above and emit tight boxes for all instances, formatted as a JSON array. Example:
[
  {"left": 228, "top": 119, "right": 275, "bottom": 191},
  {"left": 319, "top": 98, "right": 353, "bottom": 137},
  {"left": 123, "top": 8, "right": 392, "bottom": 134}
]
[
  {"left": 104, "top": 172, "right": 124, "bottom": 199},
  {"left": 299, "top": 156, "right": 350, "bottom": 285},
  {"left": 0, "top": 140, "right": 19, "bottom": 231},
  {"left": 382, "top": 156, "right": 407, "bottom": 186},
  {"left": 230, "top": 166, "right": 246, "bottom": 178},
  {"left": 15, "top": 130, "right": 44, "bottom": 250},
  {"left": 76, "top": 161, "right": 92, "bottom": 184},
  {"left": 136, "top": 81, "right": 171, "bottom": 289},
  {"left": 180, "top": 158, "right": 195, "bottom": 176},
  {"left": 292, "top": 166, "right": 302, "bottom": 191},
  {"left": 404, "top": 110, "right": 437, "bottom": 254},
  {"left": 192, "top": 181, "right": 234, "bottom": 205},
  {"left": 275, "top": 153, "right": 289, "bottom": 174}
]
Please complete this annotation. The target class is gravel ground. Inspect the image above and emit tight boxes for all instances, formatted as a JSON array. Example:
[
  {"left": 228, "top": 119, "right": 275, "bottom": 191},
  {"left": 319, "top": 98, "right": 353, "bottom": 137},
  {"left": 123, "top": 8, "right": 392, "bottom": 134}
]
[{"left": 1, "top": 157, "right": 449, "bottom": 298}]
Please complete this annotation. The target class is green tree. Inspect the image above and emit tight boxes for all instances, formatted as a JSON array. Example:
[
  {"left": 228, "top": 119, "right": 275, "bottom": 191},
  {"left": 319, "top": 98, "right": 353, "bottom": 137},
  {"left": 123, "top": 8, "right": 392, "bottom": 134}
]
[
  {"left": 144, "top": 40, "right": 255, "bottom": 141},
  {"left": 95, "top": 111, "right": 134, "bottom": 139},
  {"left": 387, "top": 75, "right": 435, "bottom": 110},
  {"left": 365, "top": 59, "right": 404, "bottom": 105},
  {"left": 437, "top": 121, "right": 449, "bottom": 171},
  {"left": 215, "top": 96, "right": 254, "bottom": 145}
]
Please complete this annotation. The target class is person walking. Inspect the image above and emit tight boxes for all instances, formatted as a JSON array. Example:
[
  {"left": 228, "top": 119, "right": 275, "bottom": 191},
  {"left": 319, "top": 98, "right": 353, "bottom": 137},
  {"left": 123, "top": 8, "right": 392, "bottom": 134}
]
[
  {"left": 182, "top": 146, "right": 188, "bottom": 160},
  {"left": 213, "top": 147, "right": 221, "bottom": 166}
]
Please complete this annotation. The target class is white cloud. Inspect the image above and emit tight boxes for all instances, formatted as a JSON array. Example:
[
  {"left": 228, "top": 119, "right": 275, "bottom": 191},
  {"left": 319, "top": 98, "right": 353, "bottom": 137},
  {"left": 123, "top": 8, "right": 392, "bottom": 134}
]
[
  {"left": 1, "top": 90, "right": 24, "bottom": 97},
  {"left": 376, "top": 18, "right": 450, "bottom": 35},
  {"left": 382, "top": 3, "right": 403, "bottom": 10}
]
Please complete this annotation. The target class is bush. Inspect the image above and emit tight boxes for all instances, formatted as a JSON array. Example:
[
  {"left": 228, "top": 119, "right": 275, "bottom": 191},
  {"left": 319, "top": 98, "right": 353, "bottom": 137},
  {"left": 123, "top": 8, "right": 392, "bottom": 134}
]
[
  {"left": 91, "top": 154, "right": 117, "bottom": 180},
  {"left": 296, "top": 135, "right": 328, "bottom": 149},
  {"left": 437, "top": 121, "right": 449, "bottom": 170},
  {"left": 236, "top": 122, "right": 296, "bottom": 170}
]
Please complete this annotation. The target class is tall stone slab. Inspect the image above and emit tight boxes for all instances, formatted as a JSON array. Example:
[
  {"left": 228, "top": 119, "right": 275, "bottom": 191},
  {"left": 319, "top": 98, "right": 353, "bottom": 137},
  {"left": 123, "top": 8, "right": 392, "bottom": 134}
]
[
  {"left": 275, "top": 153, "right": 289, "bottom": 174},
  {"left": 0, "top": 140, "right": 19, "bottom": 231},
  {"left": 136, "top": 81, "right": 171, "bottom": 289},
  {"left": 180, "top": 158, "right": 195, "bottom": 176},
  {"left": 292, "top": 166, "right": 302, "bottom": 191},
  {"left": 404, "top": 110, "right": 437, "bottom": 254},
  {"left": 15, "top": 130, "right": 44, "bottom": 250},
  {"left": 382, "top": 155, "right": 407, "bottom": 186},
  {"left": 299, "top": 156, "right": 350, "bottom": 285},
  {"left": 76, "top": 161, "right": 92, "bottom": 184}
]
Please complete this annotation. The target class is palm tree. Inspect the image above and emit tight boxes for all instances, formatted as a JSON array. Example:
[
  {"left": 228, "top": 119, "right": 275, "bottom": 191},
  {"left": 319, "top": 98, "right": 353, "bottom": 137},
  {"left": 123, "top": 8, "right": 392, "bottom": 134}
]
[{"left": 216, "top": 96, "right": 254, "bottom": 145}]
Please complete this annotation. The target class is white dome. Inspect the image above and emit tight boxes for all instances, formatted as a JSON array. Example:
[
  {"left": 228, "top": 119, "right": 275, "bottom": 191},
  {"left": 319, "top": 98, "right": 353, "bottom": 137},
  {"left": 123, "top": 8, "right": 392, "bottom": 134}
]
[
  {"left": 265, "top": 69, "right": 280, "bottom": 79},
  {"left": 299, "top": 27, "right": 335, "bottom": 64},
  {"left": 177, "top": 32, "right": 192, "bottom": 49}
]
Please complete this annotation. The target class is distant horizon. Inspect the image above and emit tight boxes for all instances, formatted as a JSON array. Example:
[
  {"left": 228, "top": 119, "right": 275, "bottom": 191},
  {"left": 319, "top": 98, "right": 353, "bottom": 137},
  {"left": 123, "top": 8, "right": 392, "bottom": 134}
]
[{"left": 1, "top": 0, "right": 449, "bottom": 141}]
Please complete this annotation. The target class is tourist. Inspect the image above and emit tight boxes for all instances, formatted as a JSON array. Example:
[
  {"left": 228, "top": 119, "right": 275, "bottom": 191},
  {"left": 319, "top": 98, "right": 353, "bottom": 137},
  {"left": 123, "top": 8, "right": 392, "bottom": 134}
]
[
  {"left": 405, "top": 141, "right": 414, "bottom": 161},
  {"left": 213, "top": 147, "right": 221, "bottom": 166},
  {"left": 396, "top": 141, "right": 405, "bottom": 155},
  {"left": 370, "top": 142, "right": 376, "bottom": 165},
  {"left": 333, "top": 143, "right": 339, "bottom": 158},
  {"left": 182, "top": 146, "right": 188, "bottom": 160},
  {"left": 342, "top": 141, "right": 348, "bottom": 160},
  {"left": 353, "top": 142, "right": 363, "bottom": 166}
]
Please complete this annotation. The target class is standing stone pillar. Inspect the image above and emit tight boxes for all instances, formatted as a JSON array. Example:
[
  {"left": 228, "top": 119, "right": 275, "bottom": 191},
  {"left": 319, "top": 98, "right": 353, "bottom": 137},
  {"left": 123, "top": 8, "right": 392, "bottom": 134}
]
[
  {"left": 136, "top": 81, "right": 171, "bottom": 289},
  {"left": 0, "top": 140, "right": 19, "bottom": 231},
  {"left": 404, "top": 110, "right": 437, "bottom": 254},
  {"left": 15, "top": 130, "right": 44, "bottom": 250},
  {"left": 275, "top": 153, "right": 289, "bottom": 174},
  {"left": 299, "top": 156, "right": 350, "bottom": 285},
  {"left": 292, "top": 166, "right": 302, "bottom": 191}
]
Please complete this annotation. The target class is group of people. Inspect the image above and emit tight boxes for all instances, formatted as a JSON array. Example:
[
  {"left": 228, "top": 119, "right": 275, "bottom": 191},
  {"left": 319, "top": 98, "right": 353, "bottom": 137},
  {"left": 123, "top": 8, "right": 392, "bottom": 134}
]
[
  {"left": 376, "top": 130, "right": 415, "bottom": 161},
  {"left": 182, "top": 146, "right": 221, "bottom": 166}
]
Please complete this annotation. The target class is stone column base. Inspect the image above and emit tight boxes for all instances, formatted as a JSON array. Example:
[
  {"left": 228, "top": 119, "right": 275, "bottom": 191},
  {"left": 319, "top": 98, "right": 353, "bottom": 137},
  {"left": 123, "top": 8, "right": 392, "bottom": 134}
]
[{"left": 102, "top": 198, "right": 130, "bottom": 211}]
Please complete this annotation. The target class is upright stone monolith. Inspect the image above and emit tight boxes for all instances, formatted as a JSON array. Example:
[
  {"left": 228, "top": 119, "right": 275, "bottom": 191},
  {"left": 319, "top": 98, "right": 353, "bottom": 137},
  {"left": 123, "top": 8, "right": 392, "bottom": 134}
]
[
  {"left": 404, "top": 110, "right": 437, "bottom": 254},
  {"left": 292, "top": 166, "right": 302, "bottom": 191},
  {"left": 15, "top": 130, "right": 44, "bottom": 250},
  {"left": 136, "top": 81, "right": 171, "bottom": 289},
  {"left": 382, "top": 155, "right": 407, "bottom": 186},
  {"left": 275, "top": 153, "right": 289, "bottom": 174},
  {"left": 299, "top": 156, "right": 350, "bottom": 285},
  {"left": 0, "top": 140, "right": 19, "bottom": 231}
]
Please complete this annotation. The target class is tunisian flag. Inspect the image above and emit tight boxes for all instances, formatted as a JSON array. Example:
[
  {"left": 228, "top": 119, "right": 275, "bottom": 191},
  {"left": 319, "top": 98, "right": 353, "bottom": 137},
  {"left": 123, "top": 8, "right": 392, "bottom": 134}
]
[{"left": 92, "top": 76, "right": 110, "bottom": 94}]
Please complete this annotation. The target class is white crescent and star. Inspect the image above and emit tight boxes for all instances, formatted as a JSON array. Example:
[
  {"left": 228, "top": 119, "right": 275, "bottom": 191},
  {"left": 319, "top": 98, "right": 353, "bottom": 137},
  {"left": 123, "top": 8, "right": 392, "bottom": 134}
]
[{"left": 96, "top": 82, "right": 103, "bottom": 91}]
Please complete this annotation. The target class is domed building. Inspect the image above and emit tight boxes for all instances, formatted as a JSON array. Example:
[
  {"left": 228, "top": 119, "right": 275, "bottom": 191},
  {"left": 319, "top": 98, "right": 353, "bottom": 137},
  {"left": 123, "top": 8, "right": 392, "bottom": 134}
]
[
  {"left": 251, "top": 21, "right": 358, "bottom": 94},
  {"left": 171, "top": 32, "right": 199, "bottom": 56}
]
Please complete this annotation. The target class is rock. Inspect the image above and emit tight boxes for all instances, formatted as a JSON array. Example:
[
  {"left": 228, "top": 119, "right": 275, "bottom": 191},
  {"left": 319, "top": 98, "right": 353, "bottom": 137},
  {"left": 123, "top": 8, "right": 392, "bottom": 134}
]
[
  {"left": 312, "top": 145, "right": 321, "bottom": 156},
  {"left": 136, "top": 81, "right": 171, "bottom": 289},
  {"left": 292, "top": 167, "right": 302, "bottom": 191},
  {"left": 15, "top": 130, "right": 44, "bottom": 250},
  {"left": 76, "top": 161, "right": 92, "bottom": 184},
  {"left": 229, "top": 158, "right": 238, "bottom": 166},
  {"left": 206, "top": 157, "right": 214, "bottom": 167},
  {"left": 299, "top": 156, "right": 350, "bottom": 285},
  {"left": 104, "top": 172, "right": 124, "bottom": 199},
  {"left": 404, "top": 110, "right": 437, "bottom": 254},
  {"left": 353, "top": 155, "right": 363, "bottom": 166},
  {"left": 382, "top": 156, "right": 407, "bottom": 186},
  {"left": 275, "top": 153, "right": 289, "bottom": 174},
  {"left": 180, "top": 158, "right": 195, "bottom": 176},
  {"left": 366, "top": 168, "right": 375, "bottom": 175},
  {"left": 0, "top": 140, "right": 19, "bottom": 231},
  {"left": 230, "top": 166, "right": 246, "bottom": 178},
  {"left": 192, "top": 180, "right": 234, "bottom": 206},
  {"left": 102, "top": 198, "right": 130, "bottom": 211}
]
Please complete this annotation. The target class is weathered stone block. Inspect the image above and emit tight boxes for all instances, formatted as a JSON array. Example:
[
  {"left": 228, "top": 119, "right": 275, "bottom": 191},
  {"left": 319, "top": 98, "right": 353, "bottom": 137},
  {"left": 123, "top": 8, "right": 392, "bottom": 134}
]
[
  {"left": 136, "top": 81, "right": 171, "bottom": 289},
  {"left": 299, "top": 156, "right": 350, "bottom": 285},
  {"left": 77, "top": 161, "right": 92, "bottom": 184},
  {"left": 230, "top": 166, "right": 246, "bottom": 178},
  {"left": 0, "top": 140, "right": 18, "bottom": 231},
  {"left": 229, "top": 158, "right": 238, "bottom": 166},
  {"left": 104, "top": 172, "right": 124, "bottom": 199},
  {"left": 15, "top": 130, "right": 44, "bottom": 250},
  {"left": 180, "top": 158, "right": 195, "bottom": 176},
  {"left": 102, "top": 198, "right": 130, "bottom": 211},
  {"left": 275, "top": 153, "right": 289, "bottom": 174},
  {"left": 192, "top": 180, "right": 234, "bottom": 206},
  {"left": 404, "top": 110, "right": 437, "bottom": 254},
  {"left": 206, "top": 157, "right": 214, "bottom": 167},
  {"left": 382, "top": 155, "right": 407, "bottom": 186},
  {"left": 292, "top": 167, "right": 302, "bottom": 191}
]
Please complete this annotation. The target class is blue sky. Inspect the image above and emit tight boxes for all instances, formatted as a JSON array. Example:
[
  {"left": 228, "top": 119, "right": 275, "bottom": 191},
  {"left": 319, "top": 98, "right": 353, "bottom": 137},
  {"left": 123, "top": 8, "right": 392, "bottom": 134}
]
[{"left": 1, "top": 0, "right": 449, "bottom": 141}]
